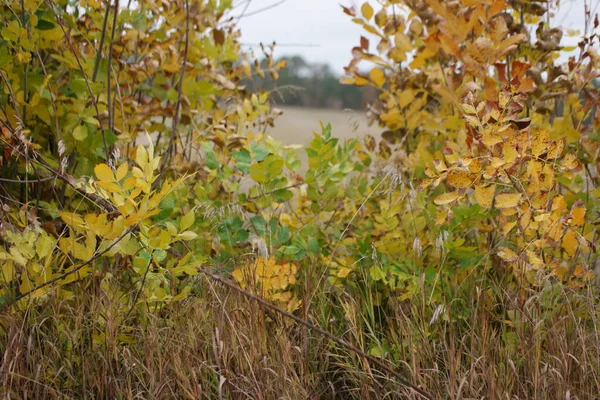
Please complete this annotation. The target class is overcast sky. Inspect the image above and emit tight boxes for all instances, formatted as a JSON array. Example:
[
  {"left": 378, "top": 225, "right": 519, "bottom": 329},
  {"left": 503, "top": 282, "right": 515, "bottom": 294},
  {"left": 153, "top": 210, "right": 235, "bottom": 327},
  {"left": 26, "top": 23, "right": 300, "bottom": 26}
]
[{"left": 237, "top": 0, "right": 594, "bottom": 75}]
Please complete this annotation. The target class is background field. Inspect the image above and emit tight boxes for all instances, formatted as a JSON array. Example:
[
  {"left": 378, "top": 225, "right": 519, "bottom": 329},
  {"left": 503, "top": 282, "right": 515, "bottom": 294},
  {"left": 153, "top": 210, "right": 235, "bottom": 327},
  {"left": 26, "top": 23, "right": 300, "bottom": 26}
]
[{"left": 266, "top": 106, "right": 383, "bottom": 145}]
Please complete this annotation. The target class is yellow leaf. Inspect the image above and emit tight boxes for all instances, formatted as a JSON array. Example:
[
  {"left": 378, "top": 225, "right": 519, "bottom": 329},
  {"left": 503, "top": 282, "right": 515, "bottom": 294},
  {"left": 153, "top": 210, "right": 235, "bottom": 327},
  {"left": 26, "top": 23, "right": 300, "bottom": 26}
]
[
  {"left": 115, "top": 163, "right": 128, "bottom": 181},
  {"left": 398, "top": 90, "right": 414, "bottom": 108},
  {"left": 547, "top": 139, "right": 564, "bottom": 159},
  {"left": 94, "top": 163, "right": 115, "bottom": 182},
  {"left": 495, "top": 192, "right": 521, "bottom": 209},
  {"left": 561, "top": 230, "right": 579, "bottom": 257},
  {"left": 178, "top": 231, "right": 198, "bottom": 241},
  {"left": 136, "top": 145, "right": 149, "bottom": 169},
  {"left": 502, "top": 221, "right": 517, "bottom": 236},
  {"left": 1, "top": 260, "right": 15, "bottom": 283},
  {"left": 96, "top": 181, "right": 123, "bottom": 193},
  {"left": 531, "top": 129, "right": 550, "bottom": 157},
  {"left": 337, "top": 266, "right": 352, "bottom": 278},
  {"left": 394, "top": 33, "right": 412, "bottom": 52},
  {"left": 502, "top": 141, "right": 519, "bottom": 164},
  {"left": 571, "top": 203, "right": 586, "bottom": 227},
  {"left": 59, "top": 212, "right": 86, "bottom": 229},
  {"left": 474, "top": 184, "right": 495, "bottom": 209},
  {"left": 369, "top": 67, "right": 385, "bottom": 88},
  {"left": 447, "top": 171, "right": 475, "bottom": 189},
  {"left": 361, "top": 2, "right": 374, "bottom": 20},
  {"left": 562, "top": 152, "right": 581, "bottom": 171},
  {"left": 36, "top": 234, "right": 56, "bottom": 259},
  {"left": 434, "top": 191, "right": 463, "bottom": 205},
  {"left": 497, "top": 247, "right": 518, "bottom": 262}
]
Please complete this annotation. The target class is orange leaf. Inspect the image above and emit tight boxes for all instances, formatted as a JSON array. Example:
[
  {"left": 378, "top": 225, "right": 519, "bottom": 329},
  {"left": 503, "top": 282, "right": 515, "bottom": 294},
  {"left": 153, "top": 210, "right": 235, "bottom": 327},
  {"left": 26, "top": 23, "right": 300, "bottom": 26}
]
[
  {"left": 447, "top": 171, "right": 475, "bottom": 189},
  {"left": 517, "top": 77, "right": 536, "bottom": 93},
  {"left": 561, "top": 230, "right": 579, "bottom": 257}
]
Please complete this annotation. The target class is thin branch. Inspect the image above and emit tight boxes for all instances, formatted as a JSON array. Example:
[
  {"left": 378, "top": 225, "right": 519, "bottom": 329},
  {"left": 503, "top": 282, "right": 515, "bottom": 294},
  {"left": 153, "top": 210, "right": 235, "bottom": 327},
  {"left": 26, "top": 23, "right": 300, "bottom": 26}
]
[
  {"left": 247, "top": 180, "right": 306, "bottom": 200},
  {"left": 20, "top": 0, "right": 28, "bottom": 122},
  {"left": 0, "top": 176, "right": 56, "bottom": 183},
  {"left": 92, "top": 0, "right": 112, "bottom": 82},
  {"left": 235, "top": 0, "right": 253, "bottom": 20},
  {"left": 107, "top": 0, "right": 119, "bottom": 141},
  {"left": 162, "top": 0, "right": 190, "bottom": 169},
  {"left": 238, "top": 0, "right": 288, "bottom": 18}
]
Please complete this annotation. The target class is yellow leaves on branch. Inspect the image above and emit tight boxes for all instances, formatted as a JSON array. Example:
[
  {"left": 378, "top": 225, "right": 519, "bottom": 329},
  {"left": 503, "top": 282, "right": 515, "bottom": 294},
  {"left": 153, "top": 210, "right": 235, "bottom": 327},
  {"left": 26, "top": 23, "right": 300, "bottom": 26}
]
[{"left": 232, "top": 257, "right": 300, "bottom": 312}]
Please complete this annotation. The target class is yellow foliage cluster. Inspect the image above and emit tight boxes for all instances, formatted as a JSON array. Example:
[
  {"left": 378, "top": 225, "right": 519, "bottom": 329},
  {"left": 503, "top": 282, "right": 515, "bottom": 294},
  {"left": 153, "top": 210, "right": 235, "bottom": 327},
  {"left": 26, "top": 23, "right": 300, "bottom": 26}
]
[{"left": 232, "top": 257, "right": 300, "bottom": 312}]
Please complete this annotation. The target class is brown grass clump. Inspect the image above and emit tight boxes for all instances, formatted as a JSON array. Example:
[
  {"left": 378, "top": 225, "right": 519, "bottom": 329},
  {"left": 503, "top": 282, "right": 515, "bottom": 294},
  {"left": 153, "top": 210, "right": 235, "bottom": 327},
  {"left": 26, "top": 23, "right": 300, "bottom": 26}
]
[{"left": 2, "top": 272, "right": 599, "bottom": 399}]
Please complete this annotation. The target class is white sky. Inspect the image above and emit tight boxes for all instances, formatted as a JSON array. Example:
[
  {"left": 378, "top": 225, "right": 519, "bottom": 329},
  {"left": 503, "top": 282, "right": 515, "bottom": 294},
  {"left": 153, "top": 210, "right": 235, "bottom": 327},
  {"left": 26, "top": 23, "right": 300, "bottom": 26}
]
[{"left": 237, "top": 0, "right": 595, "bottom": 75}]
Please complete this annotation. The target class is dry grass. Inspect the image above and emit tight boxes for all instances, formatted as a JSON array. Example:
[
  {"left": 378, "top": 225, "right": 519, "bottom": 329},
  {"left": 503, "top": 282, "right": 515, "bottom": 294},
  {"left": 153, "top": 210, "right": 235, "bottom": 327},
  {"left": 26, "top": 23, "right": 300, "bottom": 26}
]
[{"left": 2, "top": 266, "right": 599, "bottom": 399}]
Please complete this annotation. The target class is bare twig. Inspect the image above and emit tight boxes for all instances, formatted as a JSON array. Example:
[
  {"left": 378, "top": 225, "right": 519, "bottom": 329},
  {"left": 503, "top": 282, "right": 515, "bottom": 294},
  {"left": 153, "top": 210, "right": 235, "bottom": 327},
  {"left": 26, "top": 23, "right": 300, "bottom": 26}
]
[
  {"left": 107, "top": 0, "right": 119, "bottom": 143},
  {"left": 0, "top": 176, "right": 56, "bottom": 183},
  {"left": 20, "top": 0, "right": 28, "bottom": 122},
  {"left": 92, "top": 1, "right": 112, "bottom": 82},
  {"left": 162, "top": 0, "right": 190, "bottom": 169},
  {"left": 238, "top": 0, "right": 288, "bottom": 18}
]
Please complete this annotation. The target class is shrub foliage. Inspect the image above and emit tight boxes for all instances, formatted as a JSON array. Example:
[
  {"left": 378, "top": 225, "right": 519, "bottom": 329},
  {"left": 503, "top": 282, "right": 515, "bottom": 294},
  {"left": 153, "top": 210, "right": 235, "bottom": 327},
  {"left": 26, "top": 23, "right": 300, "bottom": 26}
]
[{"left": 0, "top": 0, "right": 599, "bottom": 398}]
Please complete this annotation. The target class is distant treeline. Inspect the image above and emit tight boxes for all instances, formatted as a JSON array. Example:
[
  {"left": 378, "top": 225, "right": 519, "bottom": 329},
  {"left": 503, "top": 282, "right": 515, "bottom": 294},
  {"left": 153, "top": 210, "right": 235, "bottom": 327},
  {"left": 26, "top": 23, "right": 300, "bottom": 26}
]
[{"left": 243, "top": 55, "right": 376, "bottom": 110}]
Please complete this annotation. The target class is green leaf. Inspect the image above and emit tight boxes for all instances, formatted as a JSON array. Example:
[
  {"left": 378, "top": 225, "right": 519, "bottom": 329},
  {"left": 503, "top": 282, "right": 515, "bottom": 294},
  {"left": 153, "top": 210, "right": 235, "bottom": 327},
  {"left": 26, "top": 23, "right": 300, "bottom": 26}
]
[
  {"left": 266, "top": 157, "right": 284, "bottom": 177},
  {"left": 152, "top": 249, "right": 167, "bottom": 262},
  {"left": 250, "top": 143, "right": 270, "bottom": 161},
  {"left": 35, "top": 19, "right": 56, "bottom": 30},
  {"left": 308, "top": 237, "right": 320, "bottom": 254},
  {"left": 282, "top": 245, "right": 302, "bottom": 257},
  {"left": 233, "top": 148, "right": 251, "bottom": 173},
  {"left": 273, "top": 188, "right": 293, "bottom": 203},
  {"left": 205, "top": 149, "right": 219, "bottom": 170},
  {"left": 369, "top": 266, "right": 386, "bottom": 281},
  {"left": 250, "top": 215, "right": 267, "bottom": 235},
  {"left": 73, "top": 125, "right": 88, "bottom": 141},
  {"left": 180, "top": 210, "right": 195, "bottom": 231},
  {"left": 133, "top": 251, "right": 151, "bottom": 272},
  {"left": 249, "top": 162, "right": 266, "bottom": 183}
]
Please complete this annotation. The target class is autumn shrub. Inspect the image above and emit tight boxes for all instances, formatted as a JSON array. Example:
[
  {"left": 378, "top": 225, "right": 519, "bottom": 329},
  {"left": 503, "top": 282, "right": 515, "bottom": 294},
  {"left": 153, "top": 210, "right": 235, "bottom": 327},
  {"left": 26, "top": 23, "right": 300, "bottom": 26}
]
[{"left": 0, "top": 0, "right": 599, "bottom": 398}]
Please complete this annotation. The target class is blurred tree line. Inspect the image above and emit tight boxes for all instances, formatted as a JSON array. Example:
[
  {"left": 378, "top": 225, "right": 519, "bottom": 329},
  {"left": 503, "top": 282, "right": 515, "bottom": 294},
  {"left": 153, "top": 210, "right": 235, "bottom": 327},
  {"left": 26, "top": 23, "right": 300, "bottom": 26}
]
[{"left": 244, "top": 55, "right": 377, "bottom": 109}]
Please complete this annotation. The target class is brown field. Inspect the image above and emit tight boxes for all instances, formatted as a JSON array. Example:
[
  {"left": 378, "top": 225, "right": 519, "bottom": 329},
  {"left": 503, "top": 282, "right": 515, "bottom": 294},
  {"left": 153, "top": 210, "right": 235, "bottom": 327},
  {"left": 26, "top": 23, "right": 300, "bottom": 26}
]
[{"left": 265, "top": 106, "right": 383, "bottom": 145}]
